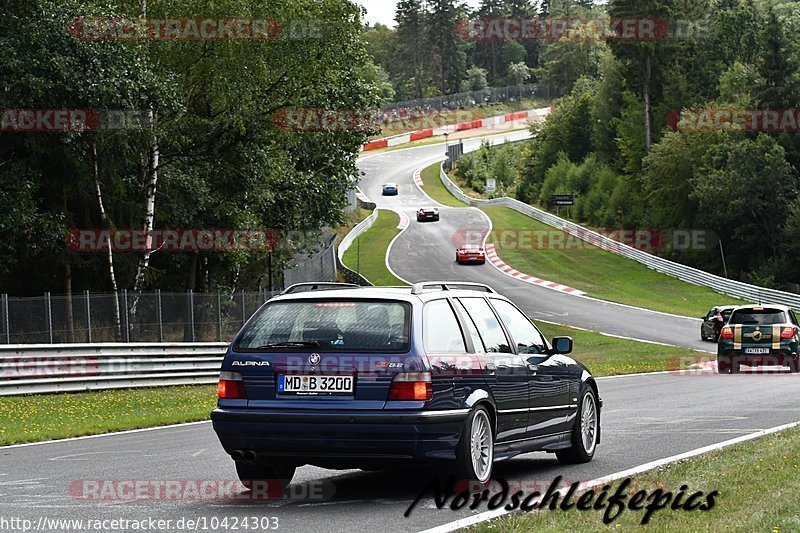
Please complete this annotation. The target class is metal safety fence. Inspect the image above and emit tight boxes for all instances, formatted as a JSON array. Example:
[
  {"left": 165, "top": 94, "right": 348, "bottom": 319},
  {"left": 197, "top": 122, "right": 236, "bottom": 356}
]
[
  {"left": 0, "top": 343, "right": 227, "bottom": 396},
  {"left": 382, "top": 84, "right": 544, "bottom": 115},
  {"left": 0, "top": 290, "right": 279, "bottom": 345}
]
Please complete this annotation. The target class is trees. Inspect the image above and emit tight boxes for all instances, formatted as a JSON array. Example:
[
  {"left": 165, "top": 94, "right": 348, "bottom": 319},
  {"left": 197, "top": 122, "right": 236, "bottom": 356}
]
[
  {"left": 394, "top": 0, "right": 430, "bottom": 99},
  {"left": 428, "top": 0, "right": 469, "bottom": 94},
  {"left": 0, "top": 0, "right": 380, "bottom": 297}
]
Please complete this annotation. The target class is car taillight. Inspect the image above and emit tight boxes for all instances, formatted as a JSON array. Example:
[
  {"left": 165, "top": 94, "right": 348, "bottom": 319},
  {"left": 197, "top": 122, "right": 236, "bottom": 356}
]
[
  {"left": 720, "top": 326, "right": 734, "bottom": 339},
  {"left": 218, "top": 371, "right": 247, "bottom": 399},
  {"left": 781, "top": 327, "right": 795, "bottom": 339},
  {"left": 388, "top": 372, "right": 432, "bottom": 401}
]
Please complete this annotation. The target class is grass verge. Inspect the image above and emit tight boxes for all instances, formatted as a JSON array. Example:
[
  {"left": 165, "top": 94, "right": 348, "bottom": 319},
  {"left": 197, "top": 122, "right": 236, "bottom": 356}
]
[
  {"left": 475, "top": 424, "right": 800, "bottom": 532},
  {"left": 484, "top": 206, "right": 745, "bottom": 317},
  {"left": 420, "top": 161, "right": 741, "bottom": 317},
  {"left": 536, "top": 322, "right": 702, "bottom": 376},
  {"left": 341, "top": 209, "right": 407, "bottom": 286},
  {"left": 420, "top": 163, "right": 467, "bottom": 207},
  {"left": 0, "top": 385, "right": 216, "bottom": 446}
]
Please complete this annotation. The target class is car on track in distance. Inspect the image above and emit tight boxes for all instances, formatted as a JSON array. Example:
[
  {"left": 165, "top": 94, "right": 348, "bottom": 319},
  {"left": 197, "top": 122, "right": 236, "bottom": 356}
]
[
  {"left": 717, "top": 304, "right": 800, "bottom": 373},
  {"left": 212, "top": 281, "right": 602, "bottom": 489},
  {"left": 382, "top": 182, "right": 399, "bottom": 196},
  {"left": 700, "top": 305, "right": 737, "bottom": 341},
  {"left": 417, "top": 207, "right": 440, "bottom": 222},
  {"left": 456, "top": 244, "right": 486, "bottom": 265}
]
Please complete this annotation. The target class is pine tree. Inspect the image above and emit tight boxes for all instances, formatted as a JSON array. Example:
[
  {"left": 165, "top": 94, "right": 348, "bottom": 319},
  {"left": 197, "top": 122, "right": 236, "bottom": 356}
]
[
  {"left": 395, "top": 0, "right": 430, "bottom": 99},
  {"left": 428, "top": 0, "right": 468, "bottom": 94}
]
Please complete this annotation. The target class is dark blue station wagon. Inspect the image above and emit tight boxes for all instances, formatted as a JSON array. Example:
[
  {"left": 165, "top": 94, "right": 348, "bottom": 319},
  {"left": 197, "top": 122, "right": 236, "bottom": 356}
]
[{"left": 212, "top": 282, "right": 602, "bottom": 489}]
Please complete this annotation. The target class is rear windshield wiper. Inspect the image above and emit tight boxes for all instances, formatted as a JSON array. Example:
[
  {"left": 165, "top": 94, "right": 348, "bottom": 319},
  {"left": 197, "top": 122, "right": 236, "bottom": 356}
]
[{"left": 252, "top": 341, "right": 320, "bottom": 349}]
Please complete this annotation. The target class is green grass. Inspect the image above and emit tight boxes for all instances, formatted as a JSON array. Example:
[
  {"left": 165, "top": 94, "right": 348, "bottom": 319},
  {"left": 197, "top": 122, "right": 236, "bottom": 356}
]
[
  {"left": 0, "top": 385, "right": 216, "bottom": 446},
  {"left": 475, "top": 424, "right": 800, "bottom": 532},
  {"left": 420, "top": 161, "right": 740, "bottom": 317},
  {"left": 483, "top": 206, "right": 745, "bottom": 318},
  {"left": 536, "top": 322, "right": 704, "bottom": 376},
  {"left": 342, "top": 209, "right": 407, "bottom": 286},
  {"left": 420, "top": 163, "right": 468, "bottom": 207}
]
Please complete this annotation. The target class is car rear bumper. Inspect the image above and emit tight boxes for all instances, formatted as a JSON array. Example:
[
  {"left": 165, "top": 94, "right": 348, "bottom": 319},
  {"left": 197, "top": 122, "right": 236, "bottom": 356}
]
[
  {"left": 457, "top": 255, "right": 485, "bottom": 263},
  {"left": 211, "top": 408, "right": 469, "bottom": 462},
  {"left": 719, "top": 350, "right": 797, "bottom": 366}
]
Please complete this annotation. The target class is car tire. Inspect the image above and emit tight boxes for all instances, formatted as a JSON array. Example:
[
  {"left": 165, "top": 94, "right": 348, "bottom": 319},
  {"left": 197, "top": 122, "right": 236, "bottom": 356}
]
[
  {"left": 454, "top": 407, "right": 494, "bottom": 485},
  {"left": 716, "top": 356, "right": 731, "bottom": 374},
  {"left": 235, "top": 461, "right": 296, "bottom": 493},
  {"left": 730, "top": 359, "right": 741, "bottom": 373},
  {"left": 556, "top": 387, "right": 599, "bottom": 465}
]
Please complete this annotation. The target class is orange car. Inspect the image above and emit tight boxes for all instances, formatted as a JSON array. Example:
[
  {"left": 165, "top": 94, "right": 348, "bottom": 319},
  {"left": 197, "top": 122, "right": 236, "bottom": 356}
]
[{"left": 455, "top": 244, "right": 486, "bottom": 265}]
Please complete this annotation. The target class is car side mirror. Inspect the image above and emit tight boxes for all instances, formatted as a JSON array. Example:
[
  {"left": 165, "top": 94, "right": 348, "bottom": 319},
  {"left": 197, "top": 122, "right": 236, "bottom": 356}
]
[{"left": 551, "top": 337, "right": 573, "bottom": 355}]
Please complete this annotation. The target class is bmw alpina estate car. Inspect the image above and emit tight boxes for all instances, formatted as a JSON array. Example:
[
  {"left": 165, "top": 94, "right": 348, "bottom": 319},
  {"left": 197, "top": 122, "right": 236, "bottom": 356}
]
[{"left": 212, "top": 281, "right": 602, "bottom": 489}]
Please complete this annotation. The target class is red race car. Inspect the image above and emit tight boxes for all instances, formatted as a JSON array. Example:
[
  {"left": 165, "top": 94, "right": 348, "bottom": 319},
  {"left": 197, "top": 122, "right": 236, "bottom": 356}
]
[{"left": 455, "top": 244, "right": 486, "bottom": 265}]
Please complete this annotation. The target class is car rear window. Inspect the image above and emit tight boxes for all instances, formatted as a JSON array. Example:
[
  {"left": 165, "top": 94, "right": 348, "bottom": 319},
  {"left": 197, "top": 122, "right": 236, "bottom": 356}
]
[
  {"left": 235, "top": 300, "right": 410, "bottom": 353},
  {"left": 729, "top": 309, "right": 787, "bottom": 325}
]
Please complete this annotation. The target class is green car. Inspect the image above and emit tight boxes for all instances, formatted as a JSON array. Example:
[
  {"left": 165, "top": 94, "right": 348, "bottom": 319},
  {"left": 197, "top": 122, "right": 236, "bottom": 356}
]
[{"left": 717, "top": 305, "right": 800, "bottom": 373}]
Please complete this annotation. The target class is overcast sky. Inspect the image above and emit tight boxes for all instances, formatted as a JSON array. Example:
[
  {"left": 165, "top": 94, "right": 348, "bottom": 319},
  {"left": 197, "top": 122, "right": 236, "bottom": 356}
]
[{"left": 356, "top": 0, "right": 483, "bottom": 28}]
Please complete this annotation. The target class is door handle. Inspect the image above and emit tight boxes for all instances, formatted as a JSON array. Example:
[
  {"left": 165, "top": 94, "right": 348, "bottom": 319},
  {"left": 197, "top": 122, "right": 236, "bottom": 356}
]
[
  {"left": 485, "top": 363, "right": 497, "bottom": 371},
  {"left": 527, "top": 364, "right": 539, "bottom": 374}
]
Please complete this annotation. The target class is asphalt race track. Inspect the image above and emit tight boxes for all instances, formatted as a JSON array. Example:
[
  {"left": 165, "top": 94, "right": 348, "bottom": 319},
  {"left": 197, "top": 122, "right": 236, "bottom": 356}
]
[
  {"left": 4, "top": 372, "right": 800, "bottom": 532},
  {"left": 3, "top": 133, "right": 795, "bottom": 533},
  {"left": 358, "top": 132, "right": 709, "bottom": 352}
]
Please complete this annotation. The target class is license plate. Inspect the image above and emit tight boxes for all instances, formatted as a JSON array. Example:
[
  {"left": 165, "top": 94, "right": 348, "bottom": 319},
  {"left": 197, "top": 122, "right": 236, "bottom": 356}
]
[
  {"left": 744, "top": 348, "right": 770, "bottom": 355},
  {"left": 278, "top": 375, "right": 354, "bottom": 395}
]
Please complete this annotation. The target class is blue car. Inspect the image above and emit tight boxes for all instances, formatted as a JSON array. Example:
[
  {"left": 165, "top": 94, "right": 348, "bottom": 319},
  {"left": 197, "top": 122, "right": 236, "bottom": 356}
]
[
  {"left": 212, "top": 281, "right": 601, "bottom": 490},
  {"left": 382, "top": 182, "right": 399, "bottom": 195}
]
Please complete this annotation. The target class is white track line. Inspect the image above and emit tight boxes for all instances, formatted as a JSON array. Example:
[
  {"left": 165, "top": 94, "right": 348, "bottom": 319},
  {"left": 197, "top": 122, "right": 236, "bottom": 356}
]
[
  {"left": 0, "top": 421, "right": 211, "bottom": 450},
  {"left": 419, "top": 419, "right": 800, "bottom": 533}
]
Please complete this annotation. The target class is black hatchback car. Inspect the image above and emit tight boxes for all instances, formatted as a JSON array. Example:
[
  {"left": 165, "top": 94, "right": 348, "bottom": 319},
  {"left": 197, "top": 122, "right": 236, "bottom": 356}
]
[
  {"left": 212, "top": 281, "right": 601, "bottom": 489},
  {"left": 700, "top": 305, "right": 738, "bottom": 341}
]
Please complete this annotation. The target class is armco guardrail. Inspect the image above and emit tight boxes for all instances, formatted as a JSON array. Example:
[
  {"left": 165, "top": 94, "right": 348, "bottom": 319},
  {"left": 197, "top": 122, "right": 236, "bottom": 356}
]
[
  {"left": 336, "top": 208, "right": 378, "bottom": 286},
  {"left": 0, "top": 343, "right": 228, "bottom": 395},
  {"left": 439, "top": 164, "right": 800, "bottom": 310}
]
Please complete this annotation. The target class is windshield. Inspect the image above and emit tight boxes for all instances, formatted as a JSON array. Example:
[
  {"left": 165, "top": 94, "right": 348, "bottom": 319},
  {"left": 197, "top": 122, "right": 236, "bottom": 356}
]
[
  {"left": 729, "top": 309, "right": 786, "bottom": 325},
  {"left": 235, "top": 300, "right": 411, "bottom": 353}
]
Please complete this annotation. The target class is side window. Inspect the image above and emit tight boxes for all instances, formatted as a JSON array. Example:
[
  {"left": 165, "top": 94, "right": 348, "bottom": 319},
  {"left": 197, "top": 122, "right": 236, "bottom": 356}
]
[
  {"left": 454, "top": 299, "right": 486, "bottom": 353},
  {"left": 706, "top": 308, "right": 716, "bottom": 319},
  {"left": 458, "top": 298, "right": 513, "bottom": 354},
  {"left": 424, "top": 299, "right": 466, "bottom": 353},
  {"left": 490, "top": 299, "right": 547, "bottom": 354},
  {"left": 791, "top": 311, "right": 799, "bottom": 326}
]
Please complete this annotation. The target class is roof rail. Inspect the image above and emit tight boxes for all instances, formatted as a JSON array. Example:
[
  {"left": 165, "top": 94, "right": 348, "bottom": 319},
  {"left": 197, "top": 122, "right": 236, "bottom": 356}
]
[
  {"left": 281, "top": 283, "right": 360, "bottom": 295},
  {"left": 411, "top": 282, "right": 496, "bottom": 295}
]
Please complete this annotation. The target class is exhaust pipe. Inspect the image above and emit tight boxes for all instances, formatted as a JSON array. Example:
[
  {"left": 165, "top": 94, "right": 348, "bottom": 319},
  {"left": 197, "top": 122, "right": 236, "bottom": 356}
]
[
  {"left": 231, "top": 450, "right": 244, "bottom": 461},
  {"left": 243, "top": 450, "right": 258, "bottom": 462}
]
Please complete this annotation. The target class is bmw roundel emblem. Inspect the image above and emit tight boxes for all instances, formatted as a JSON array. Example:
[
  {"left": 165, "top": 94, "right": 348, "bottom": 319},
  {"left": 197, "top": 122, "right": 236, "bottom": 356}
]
[{"left": 308, "top": 353, "right": 321, "bottom": 366}]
